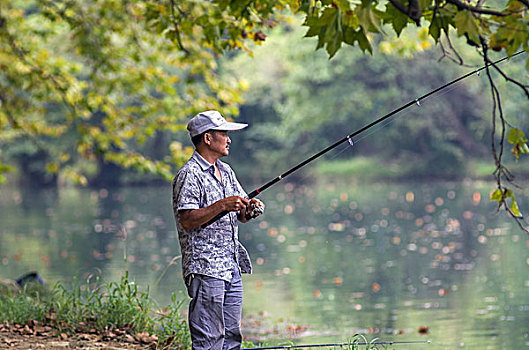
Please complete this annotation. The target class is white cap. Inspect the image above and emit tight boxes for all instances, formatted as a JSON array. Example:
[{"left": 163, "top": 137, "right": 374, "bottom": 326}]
[{"left": 187, "top": 110, "right": 248, "bottom": 137}]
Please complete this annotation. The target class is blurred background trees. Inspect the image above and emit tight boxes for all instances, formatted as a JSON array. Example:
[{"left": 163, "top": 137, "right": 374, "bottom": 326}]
[{"left": 1, "top": 0, "right": 528, "bottom": 199}]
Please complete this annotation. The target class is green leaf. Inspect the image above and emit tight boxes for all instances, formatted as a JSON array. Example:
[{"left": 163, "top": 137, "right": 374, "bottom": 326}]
[
  {"left": 355, "top": 5, "right": 381, "bottom": 33},
  {"left": 344, "top": 27, "right": 372, "bottom": 53},
  {"left": 334, "top": 0, "right": 355, "bottom": 12},
  {"left": 428, "top": 12, "right": 453, "bottom": 43},
  {"left": 319, "top": 7, "right": 339, "bottom": 25},
  {"left": 326, "top": 36, "right": 343, "bottom": 58},
  {"left": 508, "top": 128, "right": 529, "bottom": 159},
  {"left": 454, "top": 11, "right": 480, "bottom": 45},
  {"left": 383, "top": 3, "right": 410, "bottom": 36},
  {"left": 361, "top": 0, "right": 372, "bottom": 8},
  {"left": 508, "top": 128, "right": 527, "bottom": 144},
  {"left": 304, "top": 16, "right": 324, "bottom": 37},
  {"left": 323, "top": 9, "right": 343, "bottom": 58}
]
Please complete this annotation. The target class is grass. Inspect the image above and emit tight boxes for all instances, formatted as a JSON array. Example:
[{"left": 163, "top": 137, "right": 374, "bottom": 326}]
[
  {"left": 241, "top": 334, "right": 398, "bottom": 349},
  {"left": 0, "top": 272, "right": 191, "bottom": 349},
  {"left": 315, "top": 156, "right": 529, "bottom": 182},
  {"left": 0, "top": 275, "right": 394, "bottom": 350},
  {"left": 314, "top": 156, "right": 414, "bottom": 182}
]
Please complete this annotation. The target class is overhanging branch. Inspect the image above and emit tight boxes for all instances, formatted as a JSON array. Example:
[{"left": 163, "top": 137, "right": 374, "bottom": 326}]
[
  {"left": 518, "top": 0, "right": 529, "bottom": 8},
  {"left": 169, "top": 0, "right": 190, "bottom": 56},
  {"left": 387, "top": 0, "right": 421, "bottom": 25},
  {"left": 482, "top": 41, "right": 529, "bottom": 233},
  {"left": 445, "top": 0, "right": 508, "bottom": 16}
]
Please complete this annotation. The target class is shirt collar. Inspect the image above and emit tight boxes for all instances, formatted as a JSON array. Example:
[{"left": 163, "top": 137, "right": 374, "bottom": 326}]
[{"left": 192, "top": 151, "right": 225, "bottom": 172}]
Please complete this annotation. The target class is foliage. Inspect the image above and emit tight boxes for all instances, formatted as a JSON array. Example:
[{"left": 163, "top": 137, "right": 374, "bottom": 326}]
[
  {"left": 0, "top": 0, "right": 255, "bottom": 185},
  {"left": 508, "top": 127, "right": 529, "bottom": 160},
  {"left": 1, "top": 0, "right": 529, "bottom": 229},
  {"left": 300, "top": 0, "right": 529, "bottom": 60},
  {"left": 297, "top": 0, "right": 529, "bottom": 230},
  {"left": 0, "top": 272, "right": 191, "bottom": 348},
  {"left": 223, "top": 24, "right": 503, "bottom": 184}
]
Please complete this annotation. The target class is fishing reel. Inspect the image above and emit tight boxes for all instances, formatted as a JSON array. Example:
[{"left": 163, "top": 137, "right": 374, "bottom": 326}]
[{"left": 245, "top": 199, "right": 265, "bottom": 220}]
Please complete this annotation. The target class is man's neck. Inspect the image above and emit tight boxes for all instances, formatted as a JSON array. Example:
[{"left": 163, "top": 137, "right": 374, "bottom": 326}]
[
  {"left": 196, "top": 148, "right": 223, "bottom": 183},
  {"left": 196, "top": 147, "right": 220, "bottom": 165}
]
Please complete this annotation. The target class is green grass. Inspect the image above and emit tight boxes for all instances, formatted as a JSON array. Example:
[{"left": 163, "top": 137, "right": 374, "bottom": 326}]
[
  {"left": 470, "top": 160, "right": 497, "bottom": 178},
  {"left": 315, "top": 156, "right": 529, "bottom": 183},
  {"left": 241, "top": 334, "right": 391, "bottom": 349},
  {"left": 314, "top": 156, "right": 413, "bottom": 182},
  {"left": 0, "top": 273, "right": 191, "bottom": 349},
  {"left": 468, "top": 159, "right": 529, "bottom": 179}
]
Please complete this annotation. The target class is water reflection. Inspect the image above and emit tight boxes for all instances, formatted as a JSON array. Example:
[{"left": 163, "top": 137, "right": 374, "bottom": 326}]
[{"left": 1, "top": 181, "right": 528, "bottom": 349}]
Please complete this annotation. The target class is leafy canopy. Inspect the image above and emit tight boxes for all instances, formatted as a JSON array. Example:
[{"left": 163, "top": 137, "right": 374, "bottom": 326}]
[{"left": 1, "top": 0, "right": 529, "bottom": 229}]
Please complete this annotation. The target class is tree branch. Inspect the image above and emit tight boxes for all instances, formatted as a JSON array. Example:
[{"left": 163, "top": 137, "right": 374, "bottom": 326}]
[
  {"left": 3, "top": 25, "right": 77, "bottom": 118},
  {"left": 387, "top": 0, "right": 421, "bottom": 25},
  {"left": 517, "top": 0, "right": 529, "bottom": 8},
  {"left": 169, "top": 0, "right": 190, "bottom": 55},
  {"left": 0, "top": 93, "right": 48, "bottom": 152},
  {"left": 0, "top": 94, "right": 21, "bottom": 130},
  {"left": 482, "top": 41, "right": 529, "bottom": 233},
  {"left": 438, "top": 36, "right": 465, "bottom": 65},
  {"left": 486, "top": 57, "right": 529, "bottom": 100},
  {"left": 445, "top": 0, "right": 508, "bottom": 16}
]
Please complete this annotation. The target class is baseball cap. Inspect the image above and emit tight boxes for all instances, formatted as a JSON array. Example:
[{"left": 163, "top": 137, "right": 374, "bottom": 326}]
[{"left": 187, "top": 110, "right": 248, "bottom": 137}]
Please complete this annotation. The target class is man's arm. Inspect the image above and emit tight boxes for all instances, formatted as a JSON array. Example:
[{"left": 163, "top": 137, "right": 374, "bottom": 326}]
[{"left": 179, "top": 195, "right": 249, "bottom": 231}]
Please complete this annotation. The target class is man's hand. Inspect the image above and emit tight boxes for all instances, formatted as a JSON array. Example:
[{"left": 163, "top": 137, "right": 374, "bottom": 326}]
[
  {"left": 221, "top": 196, "right": 249, "bottom": 212},
  {"left": 244, "top": 198, "right": 265, "bottom": 220}
]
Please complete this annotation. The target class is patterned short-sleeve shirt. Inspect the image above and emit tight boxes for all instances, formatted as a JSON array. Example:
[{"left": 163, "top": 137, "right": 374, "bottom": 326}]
[{"left": 172, "top": 151, "right": 252, "bottom": 282}]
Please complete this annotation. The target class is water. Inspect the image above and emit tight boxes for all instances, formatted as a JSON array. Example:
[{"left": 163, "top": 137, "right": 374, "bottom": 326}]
[{"left": 1, "top": 180, "right": 529, "bottom": 349}]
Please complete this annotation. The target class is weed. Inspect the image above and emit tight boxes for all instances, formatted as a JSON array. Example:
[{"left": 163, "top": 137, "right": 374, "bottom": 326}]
[{"left": 0, "top": 272, "right": 191, "bottom": 349}]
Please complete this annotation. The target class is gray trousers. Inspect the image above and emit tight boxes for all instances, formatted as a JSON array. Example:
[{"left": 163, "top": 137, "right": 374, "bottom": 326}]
[{"left": 186, "top": 266, "right": 243, "bottom": 350}]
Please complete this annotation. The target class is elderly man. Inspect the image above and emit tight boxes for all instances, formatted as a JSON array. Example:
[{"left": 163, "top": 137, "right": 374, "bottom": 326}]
[{"left": 172, "top": 110, "right": 265, "bottom": 350}]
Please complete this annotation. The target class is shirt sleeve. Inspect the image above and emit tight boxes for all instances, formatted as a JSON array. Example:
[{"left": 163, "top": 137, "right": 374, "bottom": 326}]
[{"left": 174, "top": 170, "right": 202, "bottom": 211}]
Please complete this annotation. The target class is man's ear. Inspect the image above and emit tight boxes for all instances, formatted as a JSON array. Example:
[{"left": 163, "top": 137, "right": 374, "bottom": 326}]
[{"left": 204, "top": 132, "right": 211, "bottom": 145}]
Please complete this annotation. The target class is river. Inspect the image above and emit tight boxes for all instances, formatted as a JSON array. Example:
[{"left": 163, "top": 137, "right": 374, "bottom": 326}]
[{"left": 1, "top": 180, "right": 528, "bottom": 349}]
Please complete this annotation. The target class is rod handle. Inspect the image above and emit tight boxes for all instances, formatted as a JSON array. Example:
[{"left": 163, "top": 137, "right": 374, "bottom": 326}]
[{"left": 202, "top": 190, "right": 261, "bottom": 228}]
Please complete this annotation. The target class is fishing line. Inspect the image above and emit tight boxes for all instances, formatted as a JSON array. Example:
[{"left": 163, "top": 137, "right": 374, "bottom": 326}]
[
  {"left": 352, "top": 73, "right": 480, "bottom": 145},
  {"left": 238, "top": 75, "right": 471, "bottom": 194},
  {"left": 243, "top": 339, "right": 431, "bottom": 349},
  {"left": 204, "top": 50, "right": 527, "bottom": 227},
  {"left": 256, "top": 70, "right": 480, "bottom": 187}
]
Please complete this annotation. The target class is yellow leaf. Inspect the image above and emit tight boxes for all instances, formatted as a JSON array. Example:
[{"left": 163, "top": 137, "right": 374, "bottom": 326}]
[
  {"left": 46, "top": 162, "right": 60, "bottom": 174},
  {"left": 60, "top": 153, "right": 70, "bottom": 162}
]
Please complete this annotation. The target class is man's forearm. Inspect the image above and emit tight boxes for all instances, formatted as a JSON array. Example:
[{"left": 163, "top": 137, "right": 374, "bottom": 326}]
[
  {"left": 179, "top": 202, "right": 225, "bottom": 231},
  {"left": 179, "top": 195, "right": 250, "bottom": 230}
]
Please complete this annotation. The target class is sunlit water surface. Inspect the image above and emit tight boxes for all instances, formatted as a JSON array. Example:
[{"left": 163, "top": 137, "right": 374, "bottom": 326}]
[{"left": 1, "top": 180, "right": 528, "bottom": 349}]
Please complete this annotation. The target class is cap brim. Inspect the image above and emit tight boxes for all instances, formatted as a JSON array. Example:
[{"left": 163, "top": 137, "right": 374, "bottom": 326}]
[{"left": 211, "top": 122, "right": 248, "bottom": 132}]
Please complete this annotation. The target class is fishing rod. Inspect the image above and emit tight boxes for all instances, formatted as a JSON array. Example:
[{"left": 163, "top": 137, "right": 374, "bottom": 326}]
[
  {"left": 205, "top": 50, "right": 526, "bottom": 227},
  {"left": 243, "top": 339, "right": 431, "bottom": 349}
]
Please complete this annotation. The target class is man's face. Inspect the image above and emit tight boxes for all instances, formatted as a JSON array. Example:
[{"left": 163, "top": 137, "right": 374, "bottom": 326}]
[{"left": 206, "top": 130, "right": 231, "bottom": 157}]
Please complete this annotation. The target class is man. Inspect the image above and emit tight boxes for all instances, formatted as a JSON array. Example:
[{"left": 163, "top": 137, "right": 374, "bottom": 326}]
[{"left": 172, "top": 110, "right": 265, "bottom": 350}]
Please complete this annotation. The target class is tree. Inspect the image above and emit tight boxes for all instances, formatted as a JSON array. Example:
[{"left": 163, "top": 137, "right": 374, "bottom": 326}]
[
  {"left": 223, "top": 27, "right": 498, "bottom": 184},
  {"left": 299, "top": 0, "right": 529, "bottom": 231},
  {"left": 0, "top": 0, "right": 255, "bottom": 185},
  {"left": 1, "top": 0, "right": 528, "bottom": 230}
]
